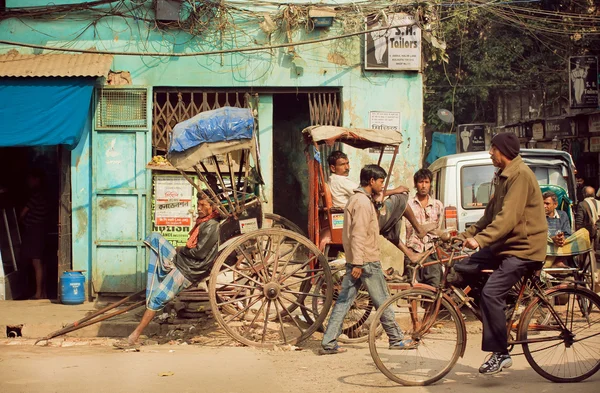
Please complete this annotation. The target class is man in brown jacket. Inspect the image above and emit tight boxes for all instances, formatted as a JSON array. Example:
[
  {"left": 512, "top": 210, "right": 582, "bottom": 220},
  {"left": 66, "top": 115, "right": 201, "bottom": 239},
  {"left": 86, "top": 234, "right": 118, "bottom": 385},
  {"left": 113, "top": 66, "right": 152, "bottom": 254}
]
[{"left": 453, "top": 132, "right": 547, "bottom": 374}]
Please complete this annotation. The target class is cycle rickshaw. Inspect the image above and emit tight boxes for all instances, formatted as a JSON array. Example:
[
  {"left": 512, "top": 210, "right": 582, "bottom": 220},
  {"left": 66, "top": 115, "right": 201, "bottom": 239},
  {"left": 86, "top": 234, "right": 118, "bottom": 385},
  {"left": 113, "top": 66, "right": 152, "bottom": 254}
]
[
  {"left": 302, "top": 124, "right": 406, "bottom": 342},
  {"left": 166, "top": 107, "right": 334, "bottom": 347}
]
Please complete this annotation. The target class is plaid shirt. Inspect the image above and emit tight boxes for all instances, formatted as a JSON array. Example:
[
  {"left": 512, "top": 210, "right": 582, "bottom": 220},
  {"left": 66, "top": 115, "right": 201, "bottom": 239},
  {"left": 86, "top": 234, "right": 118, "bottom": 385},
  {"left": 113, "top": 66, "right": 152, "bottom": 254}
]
[{"left": 405, "top": 195, "right": 444, "bottom": 253}]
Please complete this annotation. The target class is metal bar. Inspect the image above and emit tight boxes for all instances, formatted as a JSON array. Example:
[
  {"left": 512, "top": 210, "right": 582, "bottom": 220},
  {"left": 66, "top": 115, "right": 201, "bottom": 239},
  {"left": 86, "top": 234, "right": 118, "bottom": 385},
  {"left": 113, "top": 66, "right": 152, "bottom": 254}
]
[
  {"left": 35, "top": 290, "right": 145, "bottom": 344},
  {"left": 241, "top": 149, "right": 251, "bottom": 204},
  {"left": 377, "top": 146, "right": 385, "bottom": 167},
  {"left": 226, "top": 153, "right": 241, "bottom": 213},
  {"left": 383, "top": 146, "right": 398, "bottom": 195},
  {"left": 236, "top": 149, "right": 246, "bottom": 192},
  {"left": 179, "top": 170, "right": 228, "bottom": 217},
  {"left": 192, "top": 164, "right": 226, "bottom": 213},
  {"left": 2, "top": 209, "right": 17, "bottom": 271},
  {"left": 12, "top": 206, "right": 21, "bottom": 244},
  {"left": 211, "top": 155, "right": 236, "bottom": 216}
]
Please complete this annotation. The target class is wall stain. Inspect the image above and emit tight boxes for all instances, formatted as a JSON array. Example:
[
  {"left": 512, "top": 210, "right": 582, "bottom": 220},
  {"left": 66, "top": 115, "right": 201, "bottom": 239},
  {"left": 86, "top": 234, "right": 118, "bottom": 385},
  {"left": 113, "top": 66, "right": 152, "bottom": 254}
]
[
  {"left": 98, "top": 199, "right": 128, "bottom": 210},
  {"left": 75, "top": 209, "right": 87, "bottom": 239},
  {"left": 327, "top": 52, "right": 347, "bottom": 66}
]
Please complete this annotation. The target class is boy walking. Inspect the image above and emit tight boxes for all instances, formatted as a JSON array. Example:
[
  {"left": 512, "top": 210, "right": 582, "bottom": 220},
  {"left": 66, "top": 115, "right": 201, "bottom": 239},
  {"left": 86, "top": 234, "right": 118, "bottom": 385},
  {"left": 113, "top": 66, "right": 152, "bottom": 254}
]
[{"left": 320, "top": 165, "right": 414, "bottom": 354}]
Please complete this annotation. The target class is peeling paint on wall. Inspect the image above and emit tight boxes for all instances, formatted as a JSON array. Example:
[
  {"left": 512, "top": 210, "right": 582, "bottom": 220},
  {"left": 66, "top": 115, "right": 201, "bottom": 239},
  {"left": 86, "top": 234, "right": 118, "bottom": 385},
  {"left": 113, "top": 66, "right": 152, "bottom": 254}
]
[{"left": 75, "top": 208, "right": 87, "bottom": 240}]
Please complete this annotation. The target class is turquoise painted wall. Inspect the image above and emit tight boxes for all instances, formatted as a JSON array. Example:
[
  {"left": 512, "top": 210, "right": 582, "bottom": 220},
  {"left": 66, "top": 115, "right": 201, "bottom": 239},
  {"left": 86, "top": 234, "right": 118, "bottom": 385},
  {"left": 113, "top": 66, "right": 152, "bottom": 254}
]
[{"left": 1, "top": 1, "right": 424, "bottom": 290}]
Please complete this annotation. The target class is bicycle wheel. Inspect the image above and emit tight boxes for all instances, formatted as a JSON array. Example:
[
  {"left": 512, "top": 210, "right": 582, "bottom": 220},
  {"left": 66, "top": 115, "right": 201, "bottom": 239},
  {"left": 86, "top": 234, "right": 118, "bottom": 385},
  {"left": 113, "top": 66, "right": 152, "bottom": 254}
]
[
  {"left": 369, "top": 288, "right": 465, "bottom": 386},
  {"left": 519, "top": 286, "right": 600, "bottom": 382}
]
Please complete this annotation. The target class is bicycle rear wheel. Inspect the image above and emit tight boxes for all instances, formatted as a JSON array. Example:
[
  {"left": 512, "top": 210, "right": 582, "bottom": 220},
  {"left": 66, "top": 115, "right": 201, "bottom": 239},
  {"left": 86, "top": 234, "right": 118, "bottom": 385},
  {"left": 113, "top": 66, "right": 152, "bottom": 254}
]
[
  {"left": 519, "top": 286, "right": 600, "bottom": 382},
  {"left": 369, "top": 288, "right": 465, "bottom": 386}
]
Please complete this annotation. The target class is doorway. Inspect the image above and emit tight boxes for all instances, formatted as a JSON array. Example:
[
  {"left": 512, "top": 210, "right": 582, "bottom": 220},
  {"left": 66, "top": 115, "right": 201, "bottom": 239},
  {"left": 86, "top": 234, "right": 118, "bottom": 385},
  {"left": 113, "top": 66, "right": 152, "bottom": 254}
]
[
  {"left": 272, "top": 94, "right": 312, "bottom": 233},
  {"left": 0, "top": 146, "right": 65, "bottom": 299}
]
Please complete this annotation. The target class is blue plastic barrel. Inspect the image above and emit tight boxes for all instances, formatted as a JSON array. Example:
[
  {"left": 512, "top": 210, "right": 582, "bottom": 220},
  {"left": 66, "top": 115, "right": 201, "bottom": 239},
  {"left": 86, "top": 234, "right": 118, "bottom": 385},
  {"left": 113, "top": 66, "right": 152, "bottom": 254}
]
[{"left": 60, "top": 271, "right": 86, "bottom": 305}]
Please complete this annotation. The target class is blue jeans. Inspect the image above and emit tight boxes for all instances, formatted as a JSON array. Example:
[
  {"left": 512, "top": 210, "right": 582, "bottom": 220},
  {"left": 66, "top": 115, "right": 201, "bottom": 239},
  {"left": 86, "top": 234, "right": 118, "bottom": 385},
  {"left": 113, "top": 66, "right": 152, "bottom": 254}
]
[{"left": 321, "top": 262, "right": 404, "bottom": 349}]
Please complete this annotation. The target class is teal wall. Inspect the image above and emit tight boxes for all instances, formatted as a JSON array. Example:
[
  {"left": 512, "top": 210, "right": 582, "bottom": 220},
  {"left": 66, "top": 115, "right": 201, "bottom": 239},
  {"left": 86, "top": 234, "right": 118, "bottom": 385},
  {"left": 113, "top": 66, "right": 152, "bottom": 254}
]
[{"left": 1, "top": 1, "right": 424, "bottom": 291}]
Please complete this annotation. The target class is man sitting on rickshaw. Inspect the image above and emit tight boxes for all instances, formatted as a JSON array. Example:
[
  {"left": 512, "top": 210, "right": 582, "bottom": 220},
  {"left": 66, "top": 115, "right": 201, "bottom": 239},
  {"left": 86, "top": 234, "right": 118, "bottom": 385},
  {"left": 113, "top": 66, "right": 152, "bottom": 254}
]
[
  {"left": 114, "top": 194, "right": 220, "bottom": 349},
  {"left": 327, "top": 151, "right": 436, "bottom": 263},
  {"left": 543, "top": 190, "right": 591, "bottom": 269}
]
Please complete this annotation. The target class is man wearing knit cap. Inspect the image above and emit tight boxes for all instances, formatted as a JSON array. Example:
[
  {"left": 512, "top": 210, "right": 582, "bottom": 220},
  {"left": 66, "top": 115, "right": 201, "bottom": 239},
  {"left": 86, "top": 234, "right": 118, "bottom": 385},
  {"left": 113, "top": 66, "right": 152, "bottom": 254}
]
[{"left": 453, "top": 132, "right": 547, "bottom": 375}]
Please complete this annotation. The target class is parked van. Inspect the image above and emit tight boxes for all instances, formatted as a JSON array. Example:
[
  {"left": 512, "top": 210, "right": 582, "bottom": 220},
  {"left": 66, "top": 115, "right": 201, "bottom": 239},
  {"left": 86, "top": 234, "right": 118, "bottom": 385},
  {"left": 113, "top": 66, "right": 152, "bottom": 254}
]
[{"left": 428, "top": 149, "right": 577, "bottom": 233}]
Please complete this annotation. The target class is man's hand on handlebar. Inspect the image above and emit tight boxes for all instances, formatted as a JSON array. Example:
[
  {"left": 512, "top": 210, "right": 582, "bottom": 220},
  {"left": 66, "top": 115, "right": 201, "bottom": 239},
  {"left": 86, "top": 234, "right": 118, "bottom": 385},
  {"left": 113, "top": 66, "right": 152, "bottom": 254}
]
[{"left": 464, "top": 237, "right": 480, "bottom": 250}]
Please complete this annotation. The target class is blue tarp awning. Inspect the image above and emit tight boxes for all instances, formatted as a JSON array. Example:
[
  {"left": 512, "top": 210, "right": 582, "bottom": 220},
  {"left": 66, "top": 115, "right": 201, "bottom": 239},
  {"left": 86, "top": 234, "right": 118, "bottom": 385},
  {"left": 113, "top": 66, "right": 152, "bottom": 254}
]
[
  {"left": 169, "top": 106, "right": 254, "bottom": 153},
  {"left": 0, "top": 78, "right": 95, "bottom": 149}
]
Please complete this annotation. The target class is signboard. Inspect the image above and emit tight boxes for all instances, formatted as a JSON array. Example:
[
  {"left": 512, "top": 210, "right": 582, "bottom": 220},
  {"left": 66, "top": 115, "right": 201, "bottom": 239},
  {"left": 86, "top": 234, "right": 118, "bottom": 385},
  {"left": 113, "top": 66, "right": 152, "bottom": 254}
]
[
  {"left": 590, "top": 114, "right": 600, "bottom": 133},
  {"left": 457, "top": 124, "right": 486, "bottom": 153},
  {"left": 365, "top": 13, "right": 421, "bottom": 71},
  {"left": 532, "top": 122, "right": 544, "bottom": 140},
  {"left": 590, "top": 136, "right": 600, "bottom": 153},
  {"left": 368, "top": 111, "right": 402, "bottom": 153},
  {"left": 569, "top": 56, "right": 599, "bottom": 109},
  {"left": 153, "top": 175, "right": 196, "bottom": 246},
  {"left": 545, "top": 118, "right": 572, "bottom": 138}
]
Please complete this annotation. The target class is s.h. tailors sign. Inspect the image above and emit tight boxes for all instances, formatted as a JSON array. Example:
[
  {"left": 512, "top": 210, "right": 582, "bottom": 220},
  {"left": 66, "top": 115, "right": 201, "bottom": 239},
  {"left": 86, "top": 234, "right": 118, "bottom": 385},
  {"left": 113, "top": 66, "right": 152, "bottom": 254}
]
[{"left": 365, "top": 13, "right": 421, "bottom": 71}]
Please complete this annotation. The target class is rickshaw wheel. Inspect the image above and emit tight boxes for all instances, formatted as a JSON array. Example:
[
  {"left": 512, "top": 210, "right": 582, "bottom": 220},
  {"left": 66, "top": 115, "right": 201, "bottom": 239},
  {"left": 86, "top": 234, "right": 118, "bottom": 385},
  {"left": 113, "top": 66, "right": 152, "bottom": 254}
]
[
  {"left": 263, "top": 213, "right": 306, "bottom": 236},
  {"left": 208, "top": 228, "right": 333, "bottom": 347}
]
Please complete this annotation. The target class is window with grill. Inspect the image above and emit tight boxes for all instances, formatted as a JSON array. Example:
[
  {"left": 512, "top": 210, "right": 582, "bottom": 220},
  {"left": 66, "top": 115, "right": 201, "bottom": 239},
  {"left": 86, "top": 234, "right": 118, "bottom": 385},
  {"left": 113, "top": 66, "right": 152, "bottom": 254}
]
[
  {"left": 152, "top": 89, "right": 255, "bottom": 155},
  {"left": 96, "top": 88, "right": 148, "bottom": 130}
]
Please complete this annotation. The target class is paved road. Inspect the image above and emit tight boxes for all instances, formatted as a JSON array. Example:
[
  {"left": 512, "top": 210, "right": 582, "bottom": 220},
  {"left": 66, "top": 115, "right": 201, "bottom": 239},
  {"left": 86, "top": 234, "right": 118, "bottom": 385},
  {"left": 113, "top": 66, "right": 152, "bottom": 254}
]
[{"left": 0, "top": 335, "right": 598, "bottom": 393}]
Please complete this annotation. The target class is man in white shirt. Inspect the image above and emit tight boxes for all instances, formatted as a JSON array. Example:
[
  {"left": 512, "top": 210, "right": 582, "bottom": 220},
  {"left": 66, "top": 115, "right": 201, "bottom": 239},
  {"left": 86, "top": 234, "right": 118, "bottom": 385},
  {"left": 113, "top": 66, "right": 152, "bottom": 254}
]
[{"left": 327, "top": 151, "right": 435, "bottom": 262}]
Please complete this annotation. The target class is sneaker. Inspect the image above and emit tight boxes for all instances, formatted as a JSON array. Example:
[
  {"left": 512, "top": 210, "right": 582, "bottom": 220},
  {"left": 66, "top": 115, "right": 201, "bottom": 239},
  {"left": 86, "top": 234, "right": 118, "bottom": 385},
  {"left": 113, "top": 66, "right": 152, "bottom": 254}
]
[
  {"left": 389, "top": 339, "right": 418, "bottom": 350},
  {"left": 478, "top": 352, "right": 512, "bottom": 374}
]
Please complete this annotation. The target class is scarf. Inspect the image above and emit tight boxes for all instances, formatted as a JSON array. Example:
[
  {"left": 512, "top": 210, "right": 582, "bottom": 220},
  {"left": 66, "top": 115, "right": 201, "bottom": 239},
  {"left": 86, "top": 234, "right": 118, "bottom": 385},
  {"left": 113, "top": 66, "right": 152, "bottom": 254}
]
[{"left": 186, "top": 210, "right": 220, "bottom": 249}]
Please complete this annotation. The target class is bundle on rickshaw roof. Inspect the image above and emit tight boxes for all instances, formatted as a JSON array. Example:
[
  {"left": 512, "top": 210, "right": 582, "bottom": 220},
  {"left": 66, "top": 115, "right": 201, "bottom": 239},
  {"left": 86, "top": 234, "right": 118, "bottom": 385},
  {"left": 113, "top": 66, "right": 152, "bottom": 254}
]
[
  {"left": 167, "top": 106, "right": 256, "bottom": 170},
  {"left": 302, "top": 125, "right": 403, "bottom": 149}
]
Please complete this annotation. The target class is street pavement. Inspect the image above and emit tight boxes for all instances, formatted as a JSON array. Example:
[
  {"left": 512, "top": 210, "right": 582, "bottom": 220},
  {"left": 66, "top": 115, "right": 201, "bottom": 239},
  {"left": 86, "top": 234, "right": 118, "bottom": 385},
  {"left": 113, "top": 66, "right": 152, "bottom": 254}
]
[{"left": 0, "top": 335, "right": 598, "bottom": 393}]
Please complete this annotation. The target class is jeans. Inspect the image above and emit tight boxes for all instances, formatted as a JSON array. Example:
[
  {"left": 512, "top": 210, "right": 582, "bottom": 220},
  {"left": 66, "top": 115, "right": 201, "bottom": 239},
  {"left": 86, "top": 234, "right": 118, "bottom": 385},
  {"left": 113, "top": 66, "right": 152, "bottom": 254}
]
[{"left": 321, "top": 262, "right": 404, "bottom": 349}]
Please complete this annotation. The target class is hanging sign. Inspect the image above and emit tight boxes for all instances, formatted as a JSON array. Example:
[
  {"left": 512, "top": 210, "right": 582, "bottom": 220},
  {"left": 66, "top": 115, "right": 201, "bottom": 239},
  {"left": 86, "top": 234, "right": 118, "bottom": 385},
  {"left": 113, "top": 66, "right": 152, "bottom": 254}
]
[
  {"left": 589, "top": 114, "right": 600, "bottom": 133},
  {"left": 365, "top": 13, "right": 421, "bottom": 71},
  {"left": 457, "top": 124, "right": 486, "bottom": 153},
  {"left": 569, "top": 56, "right": 599, "bottom": 109},
  {"left": 545, "top": 119, "right": 572, "bottom": 138},
  {"left": 153, "top": 175, "right": 196, "bottom": 246},
  {"left": 590, "top": 136, "right": 600, "bottom": 153},
  {"left": 368, "top": 111, "right": 402, "bottom": 153}
]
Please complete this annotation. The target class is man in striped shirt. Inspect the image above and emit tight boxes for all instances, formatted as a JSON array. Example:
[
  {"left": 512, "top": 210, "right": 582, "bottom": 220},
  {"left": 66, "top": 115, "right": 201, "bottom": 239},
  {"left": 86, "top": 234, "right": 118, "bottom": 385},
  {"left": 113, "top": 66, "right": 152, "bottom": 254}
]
[{"left": 404, "top": 169, "right": 444, "bottom": 286}]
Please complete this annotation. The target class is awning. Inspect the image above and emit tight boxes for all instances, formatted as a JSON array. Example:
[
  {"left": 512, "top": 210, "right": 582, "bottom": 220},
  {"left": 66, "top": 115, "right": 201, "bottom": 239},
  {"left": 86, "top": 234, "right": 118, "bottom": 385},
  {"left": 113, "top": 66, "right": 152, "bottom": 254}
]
[
  {"left": 0, "top": 77, "right": 95, "bottom": 148},
  {"left": 0, "top": 52, "right": 114, "bottom": 78}
]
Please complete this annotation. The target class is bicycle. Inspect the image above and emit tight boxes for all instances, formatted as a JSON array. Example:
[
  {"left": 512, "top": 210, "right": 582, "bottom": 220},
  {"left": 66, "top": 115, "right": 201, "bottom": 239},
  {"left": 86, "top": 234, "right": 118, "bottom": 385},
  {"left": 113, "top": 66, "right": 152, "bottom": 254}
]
[{"left": 368, "top": 234, "right": 600, "bottom": 386}]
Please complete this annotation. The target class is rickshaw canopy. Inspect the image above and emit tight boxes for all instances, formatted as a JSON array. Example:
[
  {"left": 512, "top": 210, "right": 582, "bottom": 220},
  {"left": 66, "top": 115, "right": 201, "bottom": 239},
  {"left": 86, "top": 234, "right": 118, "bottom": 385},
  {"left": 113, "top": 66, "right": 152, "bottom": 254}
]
[
  {"left": 167, "top": 107, "right": 258, "bottom": 170},
  {"left": 302, "top": 125, "right": 403, "bottom": 149}
]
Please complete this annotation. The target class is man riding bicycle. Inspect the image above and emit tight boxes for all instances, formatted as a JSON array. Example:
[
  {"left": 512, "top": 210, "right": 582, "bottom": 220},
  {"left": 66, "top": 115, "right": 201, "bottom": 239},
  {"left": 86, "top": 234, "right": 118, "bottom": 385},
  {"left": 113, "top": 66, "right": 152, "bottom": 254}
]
[{"left": 452, "top": 132, "right": 547, "bottom": 374}]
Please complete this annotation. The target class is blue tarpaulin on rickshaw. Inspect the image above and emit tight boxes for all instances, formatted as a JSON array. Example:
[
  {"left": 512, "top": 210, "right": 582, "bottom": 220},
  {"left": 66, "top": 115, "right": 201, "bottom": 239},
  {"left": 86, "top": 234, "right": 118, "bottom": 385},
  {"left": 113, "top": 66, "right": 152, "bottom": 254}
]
[{"left": 169, "top": 107, "right": 254, "bottom": 153}]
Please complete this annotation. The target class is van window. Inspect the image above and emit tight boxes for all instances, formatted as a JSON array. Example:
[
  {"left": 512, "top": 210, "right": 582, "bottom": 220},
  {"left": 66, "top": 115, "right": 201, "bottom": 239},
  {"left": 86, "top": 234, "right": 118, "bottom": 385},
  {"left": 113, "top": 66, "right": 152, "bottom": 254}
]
[
  {"left": 461, "top": 165, "right": 496, "bottom": 209},
  {"left": 532, "top": 167, "right": 568, "bottom": 191},
  {"left": 431, "top": 170, "right": 440, "bottom": 199}
]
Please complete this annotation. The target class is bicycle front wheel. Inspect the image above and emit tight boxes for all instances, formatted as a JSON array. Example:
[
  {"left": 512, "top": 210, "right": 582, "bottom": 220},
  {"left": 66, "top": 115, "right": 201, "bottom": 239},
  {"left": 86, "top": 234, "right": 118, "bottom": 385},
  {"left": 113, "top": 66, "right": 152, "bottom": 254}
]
[
  {"left": 369, "top": 288, "right": 465, "bottom": 386},
  {"left": 519, "top": 286, "right": 600, "bottom": 383}
]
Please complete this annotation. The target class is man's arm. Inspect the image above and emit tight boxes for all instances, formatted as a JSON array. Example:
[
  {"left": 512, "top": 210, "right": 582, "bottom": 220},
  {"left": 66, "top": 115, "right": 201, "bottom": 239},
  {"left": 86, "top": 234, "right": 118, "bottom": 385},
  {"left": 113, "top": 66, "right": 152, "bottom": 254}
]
[
  {"left": 348, "top": 198, "right": 372, "bottom": 266},
  {"left": 559, "top": 211, "right": 572, "bottom": 237},
  {"left": 472, "top": 174, "right": 528, "bottom": 248},
  {"left": 575, "top": 203, "right": 586, "bottom": 231},
  {"left": 460, "top": 201, "right": 493, "bottom": 239}
]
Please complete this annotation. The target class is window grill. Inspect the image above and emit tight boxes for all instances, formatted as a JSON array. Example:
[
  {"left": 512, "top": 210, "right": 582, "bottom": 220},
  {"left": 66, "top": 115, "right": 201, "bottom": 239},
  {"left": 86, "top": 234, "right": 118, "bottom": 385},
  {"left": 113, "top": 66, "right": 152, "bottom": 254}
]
[
  {"left": 152, "top": 90, "right": 254, "bottom": 154},
  {"left": 96, "top": 88, "right": 148, "bottom": 130}
]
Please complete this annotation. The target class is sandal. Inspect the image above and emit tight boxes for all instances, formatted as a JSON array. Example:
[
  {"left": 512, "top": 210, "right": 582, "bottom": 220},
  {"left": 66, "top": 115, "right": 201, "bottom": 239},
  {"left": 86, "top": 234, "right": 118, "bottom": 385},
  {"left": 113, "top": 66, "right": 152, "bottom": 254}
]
[
  {"left": 319, "top": 346, "right": 347, "bottom": 355},
  {"left": 113, "top": 339, "right": 140, "bottom": 350}
]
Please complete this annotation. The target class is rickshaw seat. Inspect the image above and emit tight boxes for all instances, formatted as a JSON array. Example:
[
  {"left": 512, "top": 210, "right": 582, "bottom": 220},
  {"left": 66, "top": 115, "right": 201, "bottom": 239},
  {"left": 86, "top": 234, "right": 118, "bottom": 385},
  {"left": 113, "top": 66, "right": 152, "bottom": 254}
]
[
  {"left": 539, "top": 184, "right": 573, "bottom": 226},
  {"left": 321, "top": 182, "right": 344, "bottom": 244}
]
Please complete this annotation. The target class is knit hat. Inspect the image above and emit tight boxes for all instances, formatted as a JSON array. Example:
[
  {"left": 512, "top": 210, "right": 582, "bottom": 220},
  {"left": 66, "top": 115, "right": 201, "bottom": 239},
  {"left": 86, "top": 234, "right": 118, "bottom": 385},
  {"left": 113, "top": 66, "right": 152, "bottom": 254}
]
[{"left": 491, "top": 133, "right": 520, "bottom": 159}]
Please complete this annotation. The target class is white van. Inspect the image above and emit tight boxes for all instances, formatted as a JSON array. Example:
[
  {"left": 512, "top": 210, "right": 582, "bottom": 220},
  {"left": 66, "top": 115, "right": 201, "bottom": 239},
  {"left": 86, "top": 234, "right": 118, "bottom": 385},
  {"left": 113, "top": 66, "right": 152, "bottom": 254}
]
[{"left": 428, "top": 149, "right": 577, "bottom": 233}]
